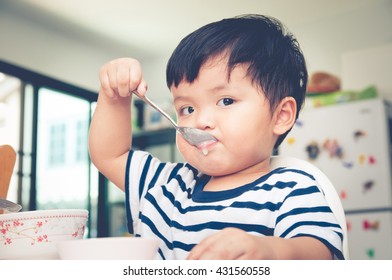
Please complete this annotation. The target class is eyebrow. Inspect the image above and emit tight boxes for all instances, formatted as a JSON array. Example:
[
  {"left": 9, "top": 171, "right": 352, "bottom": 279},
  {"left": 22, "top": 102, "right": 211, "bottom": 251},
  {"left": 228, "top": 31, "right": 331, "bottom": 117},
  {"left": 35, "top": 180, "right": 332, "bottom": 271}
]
[
  {"left": 173, "top": 95, "right": 188, "bottom": 103},
  {"left": 173, "top": 83, "right": 232, "bottom": 101},
  {"left": 210, "top": 84, "right": 230, "bottom": 91}
]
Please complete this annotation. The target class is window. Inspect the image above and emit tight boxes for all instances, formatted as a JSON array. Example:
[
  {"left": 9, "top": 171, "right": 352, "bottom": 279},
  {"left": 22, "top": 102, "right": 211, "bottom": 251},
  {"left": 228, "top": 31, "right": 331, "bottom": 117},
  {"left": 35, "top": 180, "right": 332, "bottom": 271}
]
[
  {"left": 76, "top": 120, "right": 88, "bottom": 162},
  {"left": 0, "top": 60, "right": 100, "bottom": 237},
  {"left": 49, "top": 123, "right": 66, "bottom": 166}
]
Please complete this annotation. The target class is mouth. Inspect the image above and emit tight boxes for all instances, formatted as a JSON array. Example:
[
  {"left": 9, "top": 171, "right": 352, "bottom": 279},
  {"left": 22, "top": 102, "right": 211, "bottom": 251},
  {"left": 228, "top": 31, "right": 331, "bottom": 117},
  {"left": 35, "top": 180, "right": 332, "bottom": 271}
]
[{"left": 196, "top": 139, "right": 217, "bottom": 156}]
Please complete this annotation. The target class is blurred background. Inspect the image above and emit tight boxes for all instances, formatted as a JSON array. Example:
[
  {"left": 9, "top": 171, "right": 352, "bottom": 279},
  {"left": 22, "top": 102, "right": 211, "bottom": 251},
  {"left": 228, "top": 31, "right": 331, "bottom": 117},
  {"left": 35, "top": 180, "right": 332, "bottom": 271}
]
[{"left": 0, "top": 0, "right": 392, "bottom": 259}]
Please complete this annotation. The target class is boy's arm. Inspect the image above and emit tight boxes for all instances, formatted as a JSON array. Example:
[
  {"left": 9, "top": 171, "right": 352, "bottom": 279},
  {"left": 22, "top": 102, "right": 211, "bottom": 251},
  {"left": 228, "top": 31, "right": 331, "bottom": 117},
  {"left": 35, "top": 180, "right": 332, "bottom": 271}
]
[{"left": 88, "top": 58, "right": 147, "bottom": 190}]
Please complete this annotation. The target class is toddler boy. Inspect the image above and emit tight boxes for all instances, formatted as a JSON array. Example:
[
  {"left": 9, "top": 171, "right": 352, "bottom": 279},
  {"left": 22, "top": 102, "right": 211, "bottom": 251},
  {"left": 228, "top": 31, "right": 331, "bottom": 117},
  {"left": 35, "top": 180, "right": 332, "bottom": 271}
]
[{"left": 89, "top": 14, "right": 344, "bottom": 260}]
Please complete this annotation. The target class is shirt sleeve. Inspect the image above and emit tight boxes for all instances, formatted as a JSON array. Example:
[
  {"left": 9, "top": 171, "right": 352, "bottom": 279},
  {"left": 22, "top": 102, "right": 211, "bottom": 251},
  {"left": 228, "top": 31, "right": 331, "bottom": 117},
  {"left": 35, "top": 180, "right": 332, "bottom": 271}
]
[{"left": 273, "top": 169, "right": 345, "bottom": 259}]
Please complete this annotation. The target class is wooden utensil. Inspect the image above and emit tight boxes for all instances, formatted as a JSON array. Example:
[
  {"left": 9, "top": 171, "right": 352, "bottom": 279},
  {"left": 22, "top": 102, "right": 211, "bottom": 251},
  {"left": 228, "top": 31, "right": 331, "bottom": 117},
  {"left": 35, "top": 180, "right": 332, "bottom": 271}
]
[{"left": 0, "top": 144, "right": 17, "bottom": 202}]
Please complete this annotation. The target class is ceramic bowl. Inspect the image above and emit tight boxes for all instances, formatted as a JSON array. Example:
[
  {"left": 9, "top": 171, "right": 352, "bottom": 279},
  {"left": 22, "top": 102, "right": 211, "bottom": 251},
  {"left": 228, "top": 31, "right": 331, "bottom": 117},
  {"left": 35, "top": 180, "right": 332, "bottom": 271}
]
[
  {"left": 57, "top": 237, "right": 159, "bottom": 260},
  {"left": 0, "top": 209, "right": 88, "bottom": 259}
]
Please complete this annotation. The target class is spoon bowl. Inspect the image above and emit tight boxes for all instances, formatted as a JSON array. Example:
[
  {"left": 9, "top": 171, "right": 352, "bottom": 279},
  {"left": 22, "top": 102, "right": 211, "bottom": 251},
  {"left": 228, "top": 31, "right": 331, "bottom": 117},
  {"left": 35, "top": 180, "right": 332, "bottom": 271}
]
[{"left": 177, "top": 127, "right": 216, "bottom": 146}]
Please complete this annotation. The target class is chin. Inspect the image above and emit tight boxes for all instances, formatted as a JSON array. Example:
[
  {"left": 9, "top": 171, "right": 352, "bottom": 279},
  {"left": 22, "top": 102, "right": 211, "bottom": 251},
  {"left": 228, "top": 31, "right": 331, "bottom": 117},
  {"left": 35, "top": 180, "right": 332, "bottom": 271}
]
[
  {"left": 179, "top": 145, "right": 235, "bottom": 176},
  {"left": 192, "top": 160, "right": 234, "bottom": 177}
]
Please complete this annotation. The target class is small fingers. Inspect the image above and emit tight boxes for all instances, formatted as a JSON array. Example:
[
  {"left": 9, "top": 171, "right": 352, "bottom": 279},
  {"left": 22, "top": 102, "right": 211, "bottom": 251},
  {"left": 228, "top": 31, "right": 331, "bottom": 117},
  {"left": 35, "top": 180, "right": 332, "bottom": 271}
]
[
  {"left": 187, "top": 231, "right": 227, "bottom": 260},
  {"left": 116, "top": 65, "right": 131, "bottom": 97},
  {"left": 187, "top": 238, "right": 212, "bottom": 260},
  {"left": 107, "top": 61, "right": 118, "bottom": 94},
  {"left": 99, "top": 66, "right": 115, "bottom": 98},
  {"left": 136, "top": 78, "right": 148, "bottom": 96},
  {"left": 187, "top": 228, "right": 250, "bottom": 260},
  {"left": 99, "top": 58, "right": 147, "bottom": 98}
]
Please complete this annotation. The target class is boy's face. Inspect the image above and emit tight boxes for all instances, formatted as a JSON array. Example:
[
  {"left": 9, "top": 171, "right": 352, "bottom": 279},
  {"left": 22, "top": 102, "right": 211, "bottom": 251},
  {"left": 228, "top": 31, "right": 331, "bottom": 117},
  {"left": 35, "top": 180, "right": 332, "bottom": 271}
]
[{"left": 171, "top": 56, "right": 279, "bottom": 177}]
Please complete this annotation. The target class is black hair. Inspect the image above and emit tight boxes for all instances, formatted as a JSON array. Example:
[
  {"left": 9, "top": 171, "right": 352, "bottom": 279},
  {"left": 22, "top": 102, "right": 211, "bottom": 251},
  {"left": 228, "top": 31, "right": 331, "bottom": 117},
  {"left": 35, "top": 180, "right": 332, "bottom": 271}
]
[{"left": 166, "top": 14, "right": 308, "bottom": 149}]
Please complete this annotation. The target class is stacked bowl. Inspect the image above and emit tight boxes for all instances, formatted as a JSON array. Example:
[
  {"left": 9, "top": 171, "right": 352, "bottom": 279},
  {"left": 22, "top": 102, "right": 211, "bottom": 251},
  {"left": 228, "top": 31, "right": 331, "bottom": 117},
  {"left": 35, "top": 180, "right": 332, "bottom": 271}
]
[{"left": 0, "top": 209, "right": 88, "bottom": 259}]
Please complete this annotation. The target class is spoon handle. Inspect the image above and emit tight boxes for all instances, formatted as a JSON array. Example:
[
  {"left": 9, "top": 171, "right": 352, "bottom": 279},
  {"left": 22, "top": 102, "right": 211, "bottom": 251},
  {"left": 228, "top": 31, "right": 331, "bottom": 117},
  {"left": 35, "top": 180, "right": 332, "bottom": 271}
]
[{"left": 132, "top": 91, "right": 178, "bottom": 129}]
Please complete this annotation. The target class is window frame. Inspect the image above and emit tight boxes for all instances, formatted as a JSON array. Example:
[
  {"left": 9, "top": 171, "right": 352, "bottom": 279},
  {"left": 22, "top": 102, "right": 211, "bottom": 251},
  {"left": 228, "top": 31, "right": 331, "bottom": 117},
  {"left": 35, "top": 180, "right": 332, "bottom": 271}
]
[{"left": 0, "top": 60, "right": 109, "bottom": 237}]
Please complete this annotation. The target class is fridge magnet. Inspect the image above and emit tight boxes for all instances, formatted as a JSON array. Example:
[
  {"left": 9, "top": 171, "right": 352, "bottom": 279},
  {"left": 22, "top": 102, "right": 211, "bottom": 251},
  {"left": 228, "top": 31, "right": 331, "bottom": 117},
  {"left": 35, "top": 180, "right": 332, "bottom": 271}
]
[
  {"left": 305, "top": 141, "right": 320, "bottom": 160},
  {"left": 286, "top": 137, "right": 296, "bottom": 145},
  {"left": 323, "top": 139, "right": 343, "bottom": 159},
  {"left": 342, "top": 161, "right": 353, "bottom": 169},
  {"left": 358, "top": 154, "right": 366, "bottom": 165},
  {"left": 363, "top": 219, "right": 380, "bottom": 231},
  {"left": 354, "top": 130, "right": 367, "bottom": 141},
  {"left": 368, "top": 155, "right": 376, "bottom": 165},
  {"left": 363, "top": 180, "right": 374, "bottom": 193},
  {"left": 340, "top": 190, "right": 347, "bottom": 200},
  {"left": 366, "top": 248, "right": 375, "bottom": 259}
]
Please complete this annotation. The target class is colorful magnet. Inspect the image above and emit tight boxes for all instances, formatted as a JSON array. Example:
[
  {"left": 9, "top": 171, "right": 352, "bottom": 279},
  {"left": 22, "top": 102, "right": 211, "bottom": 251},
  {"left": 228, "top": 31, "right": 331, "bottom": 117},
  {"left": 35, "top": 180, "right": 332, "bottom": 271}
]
[
  {"left": 340, "top": 190, "right": 347, "bottom": 200},
  {"left": 363, "top": 180, "right": 374, "bottom": 192},
  {"left": 366, "top": 248, "right": 375, "bottom": 259},
  {"left": 323, "top": 139, "right": 344, "bottom": 159},
  {"left": 305, "top": 141, "right": 320, "bottom": 160},
  {"left": 359, "top": 154, "right": 366, "bottom": 165},
  {"left": 354, "top": 130, "right": 367, "bottom": 141},
  {"left": 368, "top": 155, "right": 376, "bottom": 165},
  {"left": 342, "top": 161, "right": 354, "bottom": 169},
  {"left": 363, "top": 220, "right": 371, "bottom": 230},
  {"left": 287, "top": 137, "right": 296, "bottom": 145},
  {"left": 363, "top": 220, "right": 380, "bottom": 230}
]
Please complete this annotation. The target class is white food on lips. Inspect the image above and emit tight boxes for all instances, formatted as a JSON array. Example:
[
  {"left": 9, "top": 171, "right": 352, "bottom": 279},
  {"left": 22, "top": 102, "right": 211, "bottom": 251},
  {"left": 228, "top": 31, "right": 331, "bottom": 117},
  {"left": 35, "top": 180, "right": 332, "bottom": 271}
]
[{"left": 197, "top": 139, "right": 217, "bottom": 156}]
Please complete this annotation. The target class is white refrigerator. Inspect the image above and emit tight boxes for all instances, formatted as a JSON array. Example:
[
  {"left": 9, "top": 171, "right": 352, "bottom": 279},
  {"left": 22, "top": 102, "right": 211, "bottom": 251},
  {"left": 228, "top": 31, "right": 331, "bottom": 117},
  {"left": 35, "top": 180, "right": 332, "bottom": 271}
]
[{"left": 279, "top": 97, "right": 392, "bottom": 259}]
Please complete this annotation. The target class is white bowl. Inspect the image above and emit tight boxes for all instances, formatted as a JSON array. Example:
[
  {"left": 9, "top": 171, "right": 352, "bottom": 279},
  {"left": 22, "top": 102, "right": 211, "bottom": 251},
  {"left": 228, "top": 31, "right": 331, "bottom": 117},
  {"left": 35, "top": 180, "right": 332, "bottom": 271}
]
[
  {"left": 0, "top": 209, "right": 88, "bottom": 259},
  {"left": 57, "top": 237, "right": 159, "bottom": 260}
]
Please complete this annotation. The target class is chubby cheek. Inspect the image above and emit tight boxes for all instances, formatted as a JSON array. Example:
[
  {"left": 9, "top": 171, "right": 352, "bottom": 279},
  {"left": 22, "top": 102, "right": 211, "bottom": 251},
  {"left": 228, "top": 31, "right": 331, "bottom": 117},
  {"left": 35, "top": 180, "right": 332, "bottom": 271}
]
[
  {"left": 176, "top": 135, "right": 200, "bottom": 163},
  {"left": 176, "top": 135, "right": 188, "bottom": 157}
]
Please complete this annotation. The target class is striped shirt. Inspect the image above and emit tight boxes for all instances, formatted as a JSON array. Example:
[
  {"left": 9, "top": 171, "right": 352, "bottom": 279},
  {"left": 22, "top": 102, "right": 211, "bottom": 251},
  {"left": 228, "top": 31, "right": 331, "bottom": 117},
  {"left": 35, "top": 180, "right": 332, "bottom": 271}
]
[{"left": 125, "top": 150, "right": 344, "bottom": 260}]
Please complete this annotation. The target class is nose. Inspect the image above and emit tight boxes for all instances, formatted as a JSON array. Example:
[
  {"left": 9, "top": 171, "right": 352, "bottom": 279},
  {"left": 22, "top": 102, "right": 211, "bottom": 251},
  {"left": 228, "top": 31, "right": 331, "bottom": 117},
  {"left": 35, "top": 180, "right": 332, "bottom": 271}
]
[{"left": 194, "top": 108, "right": 215, "bottom": 130}]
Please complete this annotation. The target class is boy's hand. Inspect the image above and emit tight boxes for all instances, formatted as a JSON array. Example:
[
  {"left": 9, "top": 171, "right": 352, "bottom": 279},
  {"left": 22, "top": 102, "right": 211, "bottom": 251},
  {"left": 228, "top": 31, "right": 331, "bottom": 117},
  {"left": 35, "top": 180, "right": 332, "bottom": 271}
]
[
  {"left": 186, "top": 228, "right": 276, "bottom": 260},
  {"left": 90, "top": 57, "right": 148, "bottom": 190},
  {"left": 187, "top": 228, "right": 332, "bottom": 260},
  {"left": 99, "top": 57, "right": 148, "bottom": 99}
]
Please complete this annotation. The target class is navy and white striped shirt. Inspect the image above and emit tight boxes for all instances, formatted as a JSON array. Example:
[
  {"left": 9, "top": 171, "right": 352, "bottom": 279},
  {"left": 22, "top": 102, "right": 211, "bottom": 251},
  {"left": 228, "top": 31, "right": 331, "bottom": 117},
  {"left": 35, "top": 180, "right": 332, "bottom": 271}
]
[{"left": 125, "top": 150, "right": 344, "bottom": 260}]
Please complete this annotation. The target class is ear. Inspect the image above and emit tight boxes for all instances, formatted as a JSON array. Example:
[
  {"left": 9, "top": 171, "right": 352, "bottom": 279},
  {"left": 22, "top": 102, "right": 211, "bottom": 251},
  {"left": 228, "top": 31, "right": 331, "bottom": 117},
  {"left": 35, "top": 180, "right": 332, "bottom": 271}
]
[{"left": 273, "top": 97, "right": 297, "bottom": 136}]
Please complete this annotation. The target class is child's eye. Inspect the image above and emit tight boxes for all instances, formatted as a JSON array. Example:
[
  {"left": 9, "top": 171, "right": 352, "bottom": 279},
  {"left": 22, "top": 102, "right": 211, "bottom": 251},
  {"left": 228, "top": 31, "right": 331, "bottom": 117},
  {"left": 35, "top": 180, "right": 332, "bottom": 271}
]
[
  {"left": 180, "top": 106, "right": 194, "bottom": 116},
  {"left": 217, "top": 97, "right": 235, "bottom": 106}
]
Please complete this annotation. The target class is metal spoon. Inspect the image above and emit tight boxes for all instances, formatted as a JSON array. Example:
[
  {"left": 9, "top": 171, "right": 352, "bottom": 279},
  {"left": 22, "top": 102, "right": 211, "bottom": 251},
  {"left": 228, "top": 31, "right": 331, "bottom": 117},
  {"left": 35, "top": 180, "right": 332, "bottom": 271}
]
[
  {"left": 133, "top": 91, "right": 217, "bottom": 146},
  {"left": 0, "top": 198, "right": 22, "bottom": 213}
]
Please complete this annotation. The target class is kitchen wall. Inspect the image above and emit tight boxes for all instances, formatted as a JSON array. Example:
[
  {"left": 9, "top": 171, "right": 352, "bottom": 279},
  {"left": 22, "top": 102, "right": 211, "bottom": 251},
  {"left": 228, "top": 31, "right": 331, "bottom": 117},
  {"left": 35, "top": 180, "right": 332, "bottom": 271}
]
[
  {"left": 342, "top": 44, "right": 392, "bottom": 96},
  {"left": 0, "top": 1, "right": 392, "bottom": 101}
]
